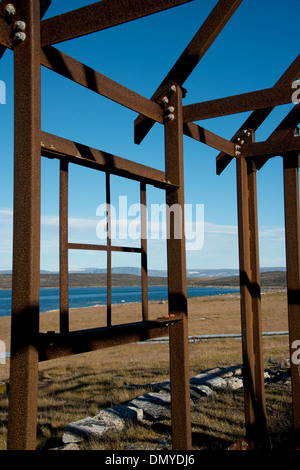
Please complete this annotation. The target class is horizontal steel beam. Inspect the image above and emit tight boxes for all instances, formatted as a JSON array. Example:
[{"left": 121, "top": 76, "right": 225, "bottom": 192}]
[
  {"left": 134, "top": 0, "right": 243, "bottom": 144},
  {"left": 68, "top": 243, "right": 142, "bottom": 254},
  {"left": 216, "top": 53, "right": 300, "bottom": 175},
  {"left": 241, "top": 136, "right": 300, "bottom": 159},
  {"left": 183, "top": 122, "right": 236, "bottom": 156},
  {"left": 183, "top": 84, "right": 294, "bottom": 122},
  {"left": 37, "top": 321, "right": 172, "bottom": 361},
  {"left": 41, "top": 0, "right": 193, "bottom": 47},
  {"left": 41, "top": 46, "right": 164, "bottom": 123},
  {"left": 41, "top": 131, "right": 177, "bottom": 189}
]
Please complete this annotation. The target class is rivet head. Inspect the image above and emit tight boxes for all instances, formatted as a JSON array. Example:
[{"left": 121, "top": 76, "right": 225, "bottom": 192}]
[
  {"left": 169, "top": 85, "right": 177, "bottom": 94},
  {"left": 162, "top": 96, "right": 169, "bottom": 104},
  {"left": 167, "top": 106, "right": 175, "bottom": 113},
  {"left": 167, "top": 114, "right": 175, "bottom": 121},
  {"left": 15, "top": 31, "right": 26, "bottom": 41},
  {"left": 6, "top": 3, "right": 16, "bottom": 15},
  {"left": 15, "top": 20, "right": 26, "bottom": 31}
]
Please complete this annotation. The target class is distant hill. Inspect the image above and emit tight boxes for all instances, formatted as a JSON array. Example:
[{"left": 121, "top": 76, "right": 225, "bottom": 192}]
[
  {"left": 65, "top": 266, "right": 285, "bottom": 278},
  {"left": 0, "top": 270, "right": 286, "bottom": 290}
]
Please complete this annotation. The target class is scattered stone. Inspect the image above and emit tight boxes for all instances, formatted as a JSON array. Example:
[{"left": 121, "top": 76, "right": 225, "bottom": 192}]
[
  {"left": 63, "top": 416, "right": 112, "bottom": 443},
  {"left": 98, "top": 405, "right": 143, "bottom": 423},
  {"left": 281, "top": 358, "right": 290, "bottom": 368},
  {"left": 62, "top": 362, "right": 292, "bottom": 447},
  {"left": 190, "top": 372, "right": 227, "bottom": 390},
  {"left": 128, "top": 392, "right": 171, "bottom": 421},
  {"left": 190, "top": 384, "right": 215, "bottom": 398},
  {"left": 206, "top": 376, "right": 228, "bottom": 390},
  {"left": 226, "top": 377, "right": 243, "bottom": 390},
  {"left": 150, "top": 380, "right": 170, "bottom": 392},
  {"left": 51, "top": 443, "right": 80, "bottom": 450}
]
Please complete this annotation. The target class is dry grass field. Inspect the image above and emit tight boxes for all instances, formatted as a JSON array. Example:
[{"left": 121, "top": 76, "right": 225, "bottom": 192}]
[{"left": 0, "top": 290, "right": 294, "bottom": 450}]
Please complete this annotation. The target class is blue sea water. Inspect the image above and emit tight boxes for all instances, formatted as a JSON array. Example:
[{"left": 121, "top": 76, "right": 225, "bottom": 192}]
[{"left": 0, "top": 286, "right": 239, "bottom": 318}]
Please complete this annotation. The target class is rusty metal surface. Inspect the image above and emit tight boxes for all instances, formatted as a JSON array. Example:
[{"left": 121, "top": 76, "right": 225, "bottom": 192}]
[
  {"left": 59, "top": 160, "right": 69, "bottom": 334},
  {"left": 40, "top": 131, "right": 177, "bottom": 189},
  {"left": 164, "top": 84, "right": 192, "bottom": 450},
  {"left": 240, "top": 135, "right": 300, "bottom": 159},
  {"left": 183, "top": 84, "right": 293, "bottom": 122},
  {"left": 41, "top": 46, "right": 164, "bottom": 124},
  {"left": 106, "top": 173, "right": 112, "bottom": 328},
  {"left": 7, "top": 0, "right": 41, "bottom": 451},
  {"left": 183, "top": 122, "right": 236, "bottom": 156},
  {"left": 37, "top": 321, "right": 171, "bottom": 362},
  {"left": 236, "top": 147, "right": 268, "bottom": 445},
  {"left": 140, "top": 182, "right": 149, "bottom": 322},
  {"left": 0, "top": 14, "right": 12, "bottom": 48},
  {"left": 41, "top": 0, "right": 193, "bottom": 47},
  {"left": 283, "top": 154, "right": 300, "bottom": 432}
]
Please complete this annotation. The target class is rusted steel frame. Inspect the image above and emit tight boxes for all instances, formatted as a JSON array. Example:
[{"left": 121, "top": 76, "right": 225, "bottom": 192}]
[
  {"left": 240, "top": 135, "right": 300, "bottom": 159},
  {"left": 37, "top": 321, "right": 172, "bottom": 362},
  {"left": 106, "top": 173, "right": 112, "bottom": 327},
  {"left": 0, "top": 0, "right": 50, "bottom": 58},
  {"left": 164, "top": 83, "right": 192, "bottom": 450},
  {"left": 183, "top": 84, "right": 293, "bottom": 123},
  {"left": 236, "top": 138, "right": 267, "bottom": 445},
  {"left": 41, "top": 47, "right": 164, "bottom": 124},
  {"left": 140, "top": 182, "right": 148, "bottom": 321},
  {"left": 7, "top": 0, "right": 41, "bottom": 451},
  {"left": 216, "top": 53, "right": 300, "bottom": 175},
  {"left": 283, "top": 153, "right": 300, "bottom": 432},
  {"left": 40, "top": 132, "right": 177, "bottom": 190},
  {"left": 68, "top": 243, "right": 142, "bottom": 254},
  {"left": 134, "top": 0, "right": 243, "bottom": 145},
  {"left": 59, "top": 159, "right": 69, "bottom": 334},
  {"left": 183, "top": 122, "right": 236, "bottom": 156},
  {"left": 40, "top": 0, "right": 193, "bottom": 47}
]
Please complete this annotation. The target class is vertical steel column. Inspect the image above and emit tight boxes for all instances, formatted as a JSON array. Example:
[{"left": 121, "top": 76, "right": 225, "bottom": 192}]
[
  {"left": 7, "top": 0, "right": 41, "bottom": 450},
  {"left": 283, "top": 153, "right": 300, "bottom": 432},
  {"left": 236, "top": 151, "right": 267, "bottom": 445},
  {"left": 59, "top": 159, "right": 69, "bottom": 333},
  {"left": 164, "top": 83, "right": 192, "bottom": 450},
  {"left": 106, "top": 172, "right": 112, "bottom": 327},
  {"left": 140, "top": 182, "right": 149, "bottom": 321}
]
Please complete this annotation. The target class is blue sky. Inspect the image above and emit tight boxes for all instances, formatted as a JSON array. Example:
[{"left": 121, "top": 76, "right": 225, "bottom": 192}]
[{"left": 0, "top": 0, "right": 299, "bottom": 273}]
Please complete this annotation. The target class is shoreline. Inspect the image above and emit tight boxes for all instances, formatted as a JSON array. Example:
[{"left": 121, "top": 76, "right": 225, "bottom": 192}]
[{"left": 0, "top": 288, "right": 287, "bottom": 320}]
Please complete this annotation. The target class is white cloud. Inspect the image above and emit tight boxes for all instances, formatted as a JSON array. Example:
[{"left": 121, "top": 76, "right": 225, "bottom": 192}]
[{"left": 0, "top": 207, "right": 287, "bottom": 270}]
